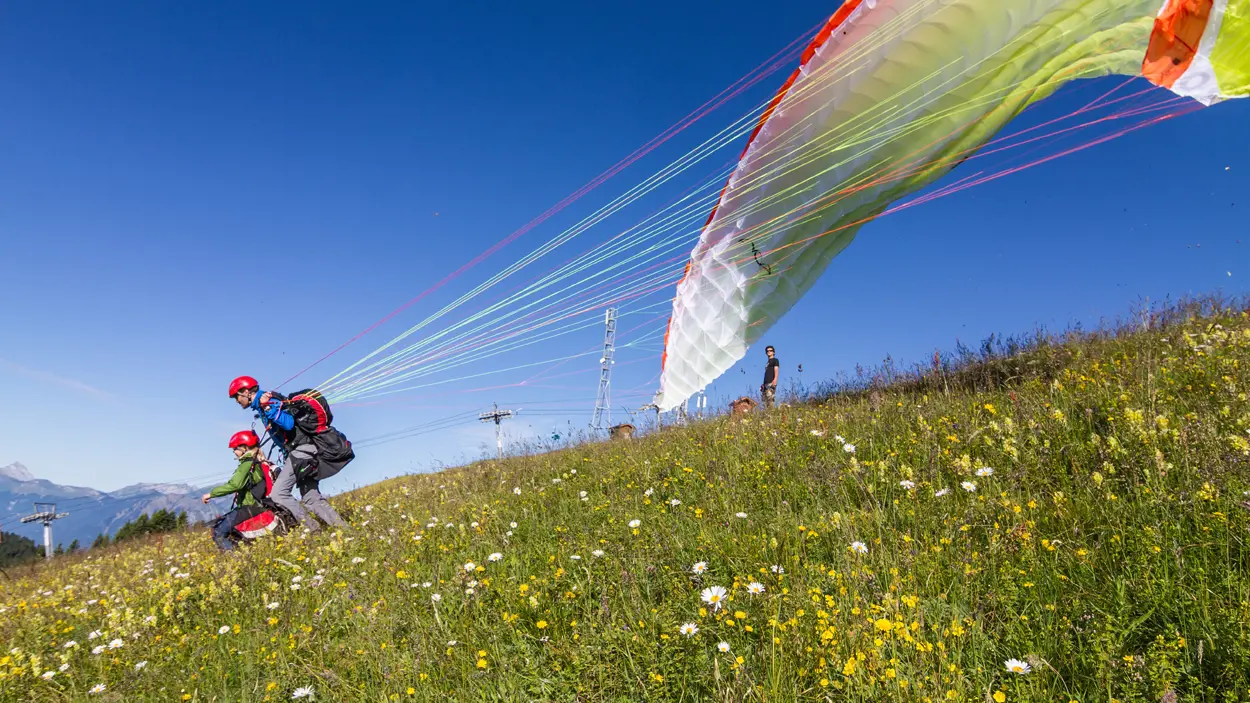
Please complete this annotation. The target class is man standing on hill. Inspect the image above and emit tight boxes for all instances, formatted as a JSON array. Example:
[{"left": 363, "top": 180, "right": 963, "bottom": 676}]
[
  {"left": 227, "top": 376, "right": 344, "bottom": 532},
  {"left": 761, "top": 345, "right": 779, "bottom": 409}
]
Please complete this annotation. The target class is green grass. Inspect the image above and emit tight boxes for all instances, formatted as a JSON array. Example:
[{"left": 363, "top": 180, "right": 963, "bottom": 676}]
[{"left": 3, "top": 300, "right": 1250, "bottom": 702}]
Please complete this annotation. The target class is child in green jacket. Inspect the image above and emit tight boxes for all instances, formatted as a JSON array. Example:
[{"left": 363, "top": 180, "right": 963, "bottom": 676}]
[{"left": 202, "top": 430, "right": 266, "bottom": 551}]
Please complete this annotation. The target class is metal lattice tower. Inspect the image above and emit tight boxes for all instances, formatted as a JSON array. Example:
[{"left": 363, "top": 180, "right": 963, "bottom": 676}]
[
  {"left": 592, "top": 307, "right": 618, "bottom": 430},
  {"left": 20, "top": 502, "right": 70, "bottom": 559}
]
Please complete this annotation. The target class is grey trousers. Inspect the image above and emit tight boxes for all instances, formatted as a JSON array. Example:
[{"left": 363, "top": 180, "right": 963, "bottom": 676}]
[
  {"left": 271, "top": 444, "right": 345, "bottom": 530},
  {"left": 761, "top": 384, "right": 776, "bottom": 409}
]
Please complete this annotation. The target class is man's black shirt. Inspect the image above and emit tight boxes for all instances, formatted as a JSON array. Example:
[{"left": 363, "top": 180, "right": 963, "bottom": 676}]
[{"left": 763, "top": 357, "right": 779, "bottom": 385}]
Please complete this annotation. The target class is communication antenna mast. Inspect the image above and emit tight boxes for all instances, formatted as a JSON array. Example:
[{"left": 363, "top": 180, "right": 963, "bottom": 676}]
[
  {"left": 478, "top": 403, "right": 514, "bottom": 460},
  {"left": 592, "top": 307, "right": 618, "bottom": 430},
  {"left": 20, "top": 502, "right": 70, "bottom": 559}
]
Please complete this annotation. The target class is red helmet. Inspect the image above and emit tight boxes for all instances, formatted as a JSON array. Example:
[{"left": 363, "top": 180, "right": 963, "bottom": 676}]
[
  {"left": 228, "top": 375, "right": 259, "bottom": 398},
  {"left": 229, "top": 430, "right": 260, "bottom": 449}
]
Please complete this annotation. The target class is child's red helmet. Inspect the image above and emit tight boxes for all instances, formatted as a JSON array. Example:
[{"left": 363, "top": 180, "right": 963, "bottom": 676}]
[
  {"left": 229, "top": 430, "right": 260, "bottom": 449},
  {"left": 228, "top": 375, "right": 259, "bottom": 398}
]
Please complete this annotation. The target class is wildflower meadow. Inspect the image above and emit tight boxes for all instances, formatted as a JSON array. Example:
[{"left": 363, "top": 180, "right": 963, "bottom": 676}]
[{"left": 2, "top": 301, "right": 1249, "bottom": 701}]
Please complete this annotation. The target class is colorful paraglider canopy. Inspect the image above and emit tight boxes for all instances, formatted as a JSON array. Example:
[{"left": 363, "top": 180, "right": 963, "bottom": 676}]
[{"left": 655, "top": 0, "right": 1247, "bottom": 412}]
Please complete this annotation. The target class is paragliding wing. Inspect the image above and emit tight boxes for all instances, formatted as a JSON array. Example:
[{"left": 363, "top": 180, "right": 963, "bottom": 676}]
[
  {"left": 1143, "top": 0, "right": 1250, "bottom": 105},
  {"left": 655, "top": 0, "right": 1246, "bottom": 412}
]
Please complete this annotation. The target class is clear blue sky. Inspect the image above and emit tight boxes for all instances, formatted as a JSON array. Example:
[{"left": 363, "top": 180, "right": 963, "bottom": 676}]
[{"left": 2, "top": 2, "right": 1245, "bottom": 492}]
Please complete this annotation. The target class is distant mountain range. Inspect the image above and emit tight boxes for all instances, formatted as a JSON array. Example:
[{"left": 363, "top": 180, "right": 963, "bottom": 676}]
[{"left": 1, "top": 462, "right": 218, "bottom": 549}]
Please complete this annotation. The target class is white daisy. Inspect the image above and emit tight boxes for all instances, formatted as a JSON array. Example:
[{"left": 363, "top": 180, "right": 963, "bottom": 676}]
[
  {"left": 463, "top": 562, "right": 476, "bottom": 572},
  {"left": 934, "top": 488, "right": 951, "bottom": 497},
  {"left": 218, "top": 626, "right": 230, "bottom": 635},
  {"left": 843, "top": 443, "right": 856, "bottom": 453},
  {"left": 431, "top": 593, "right": 442, "bottom": 603},
  {"left": 513, "top": 487, "right": 521, "bottom": 495},
  {"left": 899, "top": 480, "right": 915, "bottom": 490},
  {"left": 679, "top": 623, "right": 699, "bottom": 637},
  {"left": 701, "top": 585, "right": 728, "bottom": 610},
  {"left": 1004, "top": 658, "right": 1031, "bottom": 674},
  {"left": 89, "top": 684, "right": 106, "bottom": 694},
  {"left": 669, "top": 498, "right": 681, "bottom": 507},
  {"left": 717, "top": 641, "right": 731, "bottom": 652},
  {"left": 810, "top": 429, "right": 825, "bottom": 437},
  {"left": 691, "top": 561, "right": 708, "bottom": 575},
  {"left": 628, "top": 519, "right": 641, "bottom": 528},
  {"left": 747, "top": 582, "right": 765, "bottom": 594},
  {"left": 770, "top": 565, "right": 785, "bottom": 574},
  {"left": 591, "top": 550, "right": 605, "bottom": 557},
  {"left": 735, "top": 512, "right": 748, "bottom": 519},
  {"left": 135, "top": 661, "right": 148, "bottom": 671},
  {"left": 292, "top": 686, "right": 315, "bottom": 699},
  {"left": 488, "top": 552, "right": 503, "bottom": 562},
  {"left": 975, "top": 467, "right": 995, "bottom": 477},
  {"left": 850, "top": 541, "right": 868, "bottom": 554},
  {"left": 961, "top": 481, "right": 977, "bottom": 492}
]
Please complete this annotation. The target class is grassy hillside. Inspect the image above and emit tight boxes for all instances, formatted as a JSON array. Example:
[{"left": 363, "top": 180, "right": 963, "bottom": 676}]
[{"left": 3, "top": 301, "right": 1249, "bottom": 702}]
